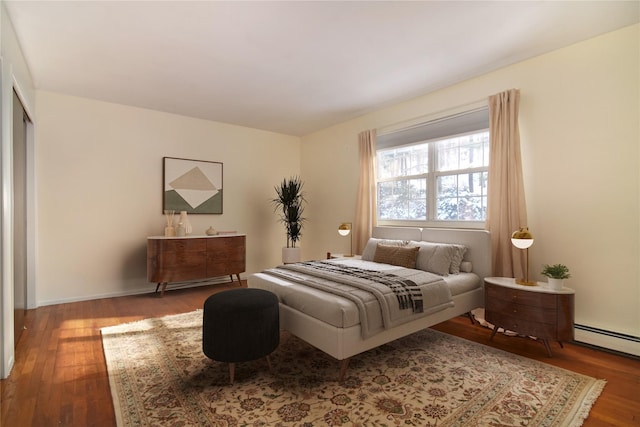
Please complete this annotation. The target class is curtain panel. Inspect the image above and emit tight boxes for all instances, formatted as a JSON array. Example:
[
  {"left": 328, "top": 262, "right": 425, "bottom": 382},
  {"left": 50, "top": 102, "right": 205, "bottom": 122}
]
[
  {"left": 354, "top": 130, "right": 377, "bottom": 254},
  {"left": 486, "top": 89, "right": 528, "bottom": 278}
]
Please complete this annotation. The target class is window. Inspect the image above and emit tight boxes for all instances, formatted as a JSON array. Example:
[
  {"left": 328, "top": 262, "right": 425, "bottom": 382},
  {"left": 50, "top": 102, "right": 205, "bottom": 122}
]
[{"left": 376, "top": 108, "right": 489, "bottom": 227}]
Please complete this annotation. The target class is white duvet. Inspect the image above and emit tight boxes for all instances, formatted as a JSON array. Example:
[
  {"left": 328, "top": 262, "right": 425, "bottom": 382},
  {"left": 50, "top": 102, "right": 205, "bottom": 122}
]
[{"left": 260, "top": 259, "right": 454, "bottom": 339}]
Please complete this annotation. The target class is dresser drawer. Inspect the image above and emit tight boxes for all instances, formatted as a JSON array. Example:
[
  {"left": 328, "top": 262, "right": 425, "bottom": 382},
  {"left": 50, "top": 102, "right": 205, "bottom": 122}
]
[
  {"left": 162, "top": 239, "right": 207, "bottom": 252},
  {"left": 148, "top": 252, "right": 207, "bottom": 282},
  {"left": 486, "top": 282, "right": 557, "bottom": 309},
  {"left": 207, "top": 236, "right": 245, "bottom": 260}
]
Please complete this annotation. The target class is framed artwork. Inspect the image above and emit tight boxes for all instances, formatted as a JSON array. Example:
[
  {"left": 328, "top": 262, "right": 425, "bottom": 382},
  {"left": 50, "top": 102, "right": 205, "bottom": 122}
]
[{"left": 163, "top": 157, "right": 223, "bottom": 214}]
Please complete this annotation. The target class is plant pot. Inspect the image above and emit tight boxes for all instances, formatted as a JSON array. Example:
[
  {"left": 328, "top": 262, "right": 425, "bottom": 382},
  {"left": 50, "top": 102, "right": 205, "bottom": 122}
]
[
  {"left": 282, "top": 247, "right": 301, "bottom": 264},
  {"left": 547, "top": 278, "right": 564, "bottom": 290}
]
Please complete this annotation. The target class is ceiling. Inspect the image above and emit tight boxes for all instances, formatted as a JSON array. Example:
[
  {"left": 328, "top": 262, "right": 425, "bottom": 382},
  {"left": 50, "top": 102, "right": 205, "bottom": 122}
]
[{"left": 4, "top": 1, "right": 639, "bottom": 136}]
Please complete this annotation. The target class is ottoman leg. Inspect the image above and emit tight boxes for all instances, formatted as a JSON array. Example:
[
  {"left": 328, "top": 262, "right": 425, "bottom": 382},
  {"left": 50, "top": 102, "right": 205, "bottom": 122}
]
[{"left": 229, "top": 362, "right": 235, "bottom": 384}]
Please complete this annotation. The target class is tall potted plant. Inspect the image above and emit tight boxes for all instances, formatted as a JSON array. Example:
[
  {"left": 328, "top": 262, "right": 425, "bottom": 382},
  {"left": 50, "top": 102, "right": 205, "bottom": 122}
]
[{"left": 272, "top": 176, "right": 306, "bottom": 263}]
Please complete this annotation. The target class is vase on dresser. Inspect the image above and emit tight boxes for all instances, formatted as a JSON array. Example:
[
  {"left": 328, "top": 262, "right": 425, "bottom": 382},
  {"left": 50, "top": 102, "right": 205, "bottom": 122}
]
[{"left": 179, "top": 211, "right": 192, "bottom": 235}]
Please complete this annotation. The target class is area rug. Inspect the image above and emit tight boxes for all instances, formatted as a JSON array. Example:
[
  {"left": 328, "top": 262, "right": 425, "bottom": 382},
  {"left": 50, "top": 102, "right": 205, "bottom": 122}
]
[{"left": 101, "top": 310, "right": 605, "bottom": 426}]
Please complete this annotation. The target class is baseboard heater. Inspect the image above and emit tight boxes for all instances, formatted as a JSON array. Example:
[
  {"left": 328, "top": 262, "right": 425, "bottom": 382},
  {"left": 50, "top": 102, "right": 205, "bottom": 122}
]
[{"left": 574, "top": 323, "right": 640, "bottom": 358}]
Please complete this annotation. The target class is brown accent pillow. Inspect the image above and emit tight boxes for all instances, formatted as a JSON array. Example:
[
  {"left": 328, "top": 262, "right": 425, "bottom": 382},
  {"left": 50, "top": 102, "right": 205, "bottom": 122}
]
[{"left": 373, "top": 244, "right": 420, "bottom": 269}]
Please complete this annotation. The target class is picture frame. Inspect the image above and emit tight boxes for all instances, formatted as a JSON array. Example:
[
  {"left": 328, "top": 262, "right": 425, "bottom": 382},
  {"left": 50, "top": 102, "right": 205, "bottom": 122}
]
[{"left": 163, "top": 157, "right": 223, "bottom": 214}]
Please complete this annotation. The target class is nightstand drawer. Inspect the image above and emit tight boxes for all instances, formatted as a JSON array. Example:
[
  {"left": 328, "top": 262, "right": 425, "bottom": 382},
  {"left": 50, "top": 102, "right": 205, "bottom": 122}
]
[
  {"left": 485, "top": 312, "right": 557, "bottom": 339},
  {"left": 485, "top": 298, "right": 557, "bottom": 324},
  {"left": 486, "top": 283, "right": 557, "bottom": 309}
]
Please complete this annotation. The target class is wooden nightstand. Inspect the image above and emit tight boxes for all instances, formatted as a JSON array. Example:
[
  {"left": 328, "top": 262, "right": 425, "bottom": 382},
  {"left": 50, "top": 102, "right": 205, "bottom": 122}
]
[
  {"left": 484, "top": 277, "right": 575, "bottom": 356},
  {"left": 326, "top": 252, "right": 361, "bottom": 260}
]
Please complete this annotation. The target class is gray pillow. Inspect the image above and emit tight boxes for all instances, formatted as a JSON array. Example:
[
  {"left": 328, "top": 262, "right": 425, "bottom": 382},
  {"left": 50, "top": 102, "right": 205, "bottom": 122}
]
[{"left": 410, "top": 241, "right": 457, "bottom": 276}]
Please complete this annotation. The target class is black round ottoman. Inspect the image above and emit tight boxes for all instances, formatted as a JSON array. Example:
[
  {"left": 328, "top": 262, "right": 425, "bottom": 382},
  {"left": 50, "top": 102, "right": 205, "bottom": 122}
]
[{"left": 203, "top": 288, "right": 279, "bottom": 384}]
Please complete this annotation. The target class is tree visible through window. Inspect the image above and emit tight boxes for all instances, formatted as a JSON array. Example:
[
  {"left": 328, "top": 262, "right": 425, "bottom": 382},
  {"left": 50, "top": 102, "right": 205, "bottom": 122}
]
[{"left": 377, "top": 130, "right": 489, "bottom": 225}]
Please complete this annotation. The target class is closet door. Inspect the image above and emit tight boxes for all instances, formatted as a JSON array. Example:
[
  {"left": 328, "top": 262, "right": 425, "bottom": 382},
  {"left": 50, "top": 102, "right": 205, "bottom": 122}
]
[{"left": 13, "top": 89, "right": 28, "bottom": 346}]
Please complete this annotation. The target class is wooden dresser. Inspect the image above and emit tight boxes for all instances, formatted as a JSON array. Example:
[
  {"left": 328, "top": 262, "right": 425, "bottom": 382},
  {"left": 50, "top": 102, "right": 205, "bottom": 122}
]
[
  {"left": 147, "top": 234, "right": 246, "bottom": 296},
  {"left": 484, "top": 277, "right": 574, "bottom": 356}
]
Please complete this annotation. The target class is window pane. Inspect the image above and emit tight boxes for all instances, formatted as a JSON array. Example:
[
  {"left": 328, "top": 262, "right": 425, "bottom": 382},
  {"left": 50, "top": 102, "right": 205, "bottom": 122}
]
[
  {"left": 437, "top": 131, "right": 489, "bottom": 172},
  {"left": 436, "top": 172, "right": 487, "bottom": 221},
  {"left": 377, "top": 179, "right": 426, "bottom": 220},
  {"left": 376, "top": 122, "right": 489, "bottom": 226},
  {"left": 377, "top": 145, "right": 428, "bottom": 179}
]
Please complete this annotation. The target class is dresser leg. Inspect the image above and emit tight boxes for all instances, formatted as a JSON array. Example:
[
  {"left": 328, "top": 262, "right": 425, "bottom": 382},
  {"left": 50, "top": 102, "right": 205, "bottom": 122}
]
[
  {"left": 155, "top": 282, "right": 168, "bottom": 296},
  {"left": 542, "top": 339, "right": 552, "bottom": 357}
]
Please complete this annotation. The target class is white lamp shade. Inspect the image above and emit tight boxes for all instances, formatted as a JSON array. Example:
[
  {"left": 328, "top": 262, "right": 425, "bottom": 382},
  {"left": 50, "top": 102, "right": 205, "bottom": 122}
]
[
  {"left": 338, "top": 223, "right": 351, "bottom": 236},
  {"left": 511, "top": 237, "right": 534, "bottom": 249},
  {"left": 511, "top": 227, "right": 534, "bottom": 249}
]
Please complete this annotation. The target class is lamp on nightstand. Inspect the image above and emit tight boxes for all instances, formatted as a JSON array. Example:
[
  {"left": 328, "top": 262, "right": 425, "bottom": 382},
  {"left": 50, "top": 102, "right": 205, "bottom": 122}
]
[
  {"left": 338, "top": 222, "right": 353, "bottom": 257},
  {"left": 511, "top": 227, "right": 535, "bottom": 286}
]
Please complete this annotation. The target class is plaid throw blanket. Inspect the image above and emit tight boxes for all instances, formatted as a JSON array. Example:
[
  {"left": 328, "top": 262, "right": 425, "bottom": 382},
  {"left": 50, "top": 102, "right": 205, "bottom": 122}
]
[
  {"left": 290, "top": 261, "right": 424, "bottom": 313},
  {"left": 263, "top": 260, "right": 453, "bottom": 338}
]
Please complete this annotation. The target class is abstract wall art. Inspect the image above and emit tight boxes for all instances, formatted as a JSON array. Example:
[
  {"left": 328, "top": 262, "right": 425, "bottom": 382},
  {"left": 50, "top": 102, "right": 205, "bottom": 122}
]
[{"left": 163, "top": 157, "right": 223, "bottom": 214}]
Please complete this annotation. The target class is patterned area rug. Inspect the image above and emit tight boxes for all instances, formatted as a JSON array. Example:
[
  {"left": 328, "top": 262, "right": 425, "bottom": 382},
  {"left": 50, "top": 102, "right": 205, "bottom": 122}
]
[{"left": 101, "top": 310, "right": 605, "bottom": 426}]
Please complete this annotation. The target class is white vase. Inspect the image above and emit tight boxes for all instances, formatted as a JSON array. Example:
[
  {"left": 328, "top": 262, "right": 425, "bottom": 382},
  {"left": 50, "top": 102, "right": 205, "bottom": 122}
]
[
  {"left": 179, "top": 211, "right": 192, "bottom": 235},
  {"left": 547, "top": 278, "right": 564, "bottom": 290},
  {"left": 282, "top": 247, "right": 301, "bottom": 264}
]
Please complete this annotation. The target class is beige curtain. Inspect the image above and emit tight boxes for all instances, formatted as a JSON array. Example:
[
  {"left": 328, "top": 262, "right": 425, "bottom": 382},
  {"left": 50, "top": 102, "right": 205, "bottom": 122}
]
[
  {"left": 354, "top": 129, "right": 377, "bottom": 254},
  {"left": 486, "top": 89, "right": 528, "bottom": 278}
]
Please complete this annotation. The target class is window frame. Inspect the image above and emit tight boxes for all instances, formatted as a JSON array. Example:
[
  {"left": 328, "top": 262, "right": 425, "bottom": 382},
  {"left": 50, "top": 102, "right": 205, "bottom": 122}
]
[{"left": 376, "top": 129, "right": 489, "bottom": 229}]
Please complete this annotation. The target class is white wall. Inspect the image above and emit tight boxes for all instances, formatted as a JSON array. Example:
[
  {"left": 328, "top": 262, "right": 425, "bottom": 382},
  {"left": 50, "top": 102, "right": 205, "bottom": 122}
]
[
  {"left": 35, "top": 91, "right": 300, "bottom": 305},
  {"left": 302, "top": 25, "right": 640, "bottom": 353}
]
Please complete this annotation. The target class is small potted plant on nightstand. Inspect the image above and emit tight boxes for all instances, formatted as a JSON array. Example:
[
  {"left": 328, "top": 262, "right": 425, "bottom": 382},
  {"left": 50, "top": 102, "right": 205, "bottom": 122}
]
[{"left": 541, "top": 264, "right": 571, "bottom": 290}]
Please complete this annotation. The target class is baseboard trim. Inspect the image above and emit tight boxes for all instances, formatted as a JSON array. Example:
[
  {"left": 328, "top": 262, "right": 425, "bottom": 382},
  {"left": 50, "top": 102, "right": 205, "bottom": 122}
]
[
  {"left": 574, "top": 323, "right": 640, "bottom": 358},
  {"left": 36, "top": 276, "right": 242, "bottom": 307}
]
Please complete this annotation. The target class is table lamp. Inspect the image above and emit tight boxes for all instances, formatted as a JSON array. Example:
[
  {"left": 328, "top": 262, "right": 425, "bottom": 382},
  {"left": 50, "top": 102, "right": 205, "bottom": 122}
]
[
  {"left": 338, "top": 222, "right": 353, "bottom": 257},
  {"left": 511, "top": 227, "right": 535, "bottom": 286}
]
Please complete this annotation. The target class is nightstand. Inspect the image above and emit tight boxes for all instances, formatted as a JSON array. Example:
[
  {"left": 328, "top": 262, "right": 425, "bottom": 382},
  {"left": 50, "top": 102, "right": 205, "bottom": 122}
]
[
  {"left": 484, "top": 277, "right": 575, "bottom": 356},
  {"left": 326, "top": 252, "right": 361, "bottom": 260}
]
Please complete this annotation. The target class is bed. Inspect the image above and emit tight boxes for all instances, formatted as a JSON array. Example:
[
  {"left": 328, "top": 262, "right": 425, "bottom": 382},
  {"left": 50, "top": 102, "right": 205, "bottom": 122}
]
[{"left": 248, "top": 226, "right": 491, "bottom": 380}]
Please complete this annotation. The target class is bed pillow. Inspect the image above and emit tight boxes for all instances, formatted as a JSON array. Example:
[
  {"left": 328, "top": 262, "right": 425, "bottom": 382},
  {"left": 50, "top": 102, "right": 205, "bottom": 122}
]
[
  {"left": 361, "top": 238, "right": 409, "bottom": 261},
  {"left": 460, "top": 261, "right": 473, "bottom": 273},
  {"left": 373, "top": 244, "right": 420, "bottom": 269},
  {"left": 449, "top": 244, "right": 468, "bottom": 274},
  {"left": 410, "top": 241, "right": 457, "bottom": 276}
]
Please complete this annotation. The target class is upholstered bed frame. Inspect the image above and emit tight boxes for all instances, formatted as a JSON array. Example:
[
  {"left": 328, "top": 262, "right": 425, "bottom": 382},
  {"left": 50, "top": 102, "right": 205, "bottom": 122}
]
[{"left": 249, "top": 226, "right": 491, "bottom": 379}]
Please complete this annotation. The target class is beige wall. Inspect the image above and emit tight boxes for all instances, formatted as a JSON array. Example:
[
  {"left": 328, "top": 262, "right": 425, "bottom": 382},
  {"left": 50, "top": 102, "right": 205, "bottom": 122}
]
[
  {"left": 35, "top": 91, "right": 300, "bottom": 304},
  {"left": 302, "top": 25, "right": 640, "bottom": 348}
]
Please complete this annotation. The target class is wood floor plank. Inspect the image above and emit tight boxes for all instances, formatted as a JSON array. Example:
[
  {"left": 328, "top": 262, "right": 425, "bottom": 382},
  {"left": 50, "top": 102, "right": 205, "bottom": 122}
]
[{"left": 2, "top": 282, "right": 639, "bottom": 426}]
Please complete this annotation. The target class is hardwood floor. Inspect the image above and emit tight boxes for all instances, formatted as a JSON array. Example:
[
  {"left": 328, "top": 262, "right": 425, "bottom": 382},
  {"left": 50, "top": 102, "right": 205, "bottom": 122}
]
[{"left": 2, "top": 282, "right": 639, "bottom": 426}]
